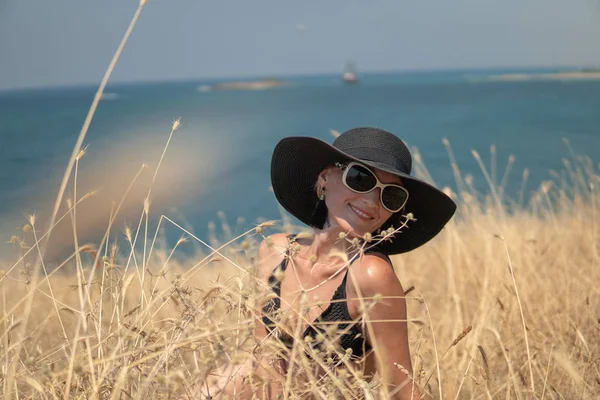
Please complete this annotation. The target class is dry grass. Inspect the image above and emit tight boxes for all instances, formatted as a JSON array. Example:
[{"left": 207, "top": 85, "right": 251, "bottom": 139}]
[{"left": 0, "top": 137, "right": 598, "bottom": 399}]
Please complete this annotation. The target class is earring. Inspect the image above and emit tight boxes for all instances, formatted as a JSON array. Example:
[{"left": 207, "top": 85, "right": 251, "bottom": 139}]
[{"left": 311, "top": 186, "right": 328, "bottom": 228}]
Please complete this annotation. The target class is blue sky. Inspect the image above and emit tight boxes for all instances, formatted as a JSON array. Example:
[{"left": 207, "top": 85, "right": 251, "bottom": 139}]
[{"left": 1, "top": 0, "right": 600, "bottom": 90}]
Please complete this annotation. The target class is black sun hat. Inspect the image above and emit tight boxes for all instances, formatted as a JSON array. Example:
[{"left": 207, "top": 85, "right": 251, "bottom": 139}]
[{"left": 270, "top": 127, "right": 457, "bottom": 255}]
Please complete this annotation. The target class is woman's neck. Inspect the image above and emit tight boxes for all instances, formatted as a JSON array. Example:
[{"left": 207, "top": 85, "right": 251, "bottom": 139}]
[{"left": 304, "top": 220, "right": 359, "bottom": 266}]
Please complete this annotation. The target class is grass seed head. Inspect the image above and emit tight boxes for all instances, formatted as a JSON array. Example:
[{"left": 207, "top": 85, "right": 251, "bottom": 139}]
[
  {"left": 451, "top": 325, "right": 472, "bottom": 346},
  {"left": 273, "top": 266, "right": 285, "bottom": 282},
  {"left": 75, "top": 145, "right": 88, "bottom": 161},
  {"left": 172, "top": 118, "right": 181, "bottom": 131}
]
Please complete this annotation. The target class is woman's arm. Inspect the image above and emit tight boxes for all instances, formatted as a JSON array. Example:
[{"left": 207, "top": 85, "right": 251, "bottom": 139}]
[
  {"left": 183, "top": 235, "right": 289, "bottom": 399},
  {"left": 249, "top": 234, "right": 291, "bottom": 396},
  {"left": 253, "top": 233, "right": 289, "bottom": 341},
  {"left": 350, "top": 255, "right": 424, "bottom": 400}
]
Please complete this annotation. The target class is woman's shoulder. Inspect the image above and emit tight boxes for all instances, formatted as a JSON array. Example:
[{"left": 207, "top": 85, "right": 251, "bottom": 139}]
[
  {"left": 349, "top": 252, "right": 404, "bottom": 296},
  {"left": 257, "top": 232, "right": 290, "bottom": 253},
  {"left": 255, "top": 233, "right": 292, "bottom": 279}
]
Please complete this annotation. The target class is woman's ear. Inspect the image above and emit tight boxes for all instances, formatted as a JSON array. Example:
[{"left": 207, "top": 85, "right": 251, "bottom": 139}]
[{"left": 317, "top": 168, "right": 330, "bottom": 184}]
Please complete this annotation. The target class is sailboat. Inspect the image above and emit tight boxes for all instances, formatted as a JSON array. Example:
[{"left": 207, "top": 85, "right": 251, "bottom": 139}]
[{"left": 342, "top": 60, "right": 359, "bottom": 84}]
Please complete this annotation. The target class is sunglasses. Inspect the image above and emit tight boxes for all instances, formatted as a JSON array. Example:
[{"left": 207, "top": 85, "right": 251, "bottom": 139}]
[{"left": 334, "top": 162, "right": 409, "bottom": 213}]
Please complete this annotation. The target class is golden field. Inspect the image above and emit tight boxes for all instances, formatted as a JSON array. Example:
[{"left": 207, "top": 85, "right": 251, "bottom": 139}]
[{"left": 0, "top": 141, "right": 598, "bottom": 399}]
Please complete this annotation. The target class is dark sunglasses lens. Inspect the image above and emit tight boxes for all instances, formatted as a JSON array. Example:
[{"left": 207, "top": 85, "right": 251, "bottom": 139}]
[
  {"left": 382, "top": 186, "right": 408, "bottom": 212},
  {"left": 345, "top": 165, "right": 377, "bottom": 192}
]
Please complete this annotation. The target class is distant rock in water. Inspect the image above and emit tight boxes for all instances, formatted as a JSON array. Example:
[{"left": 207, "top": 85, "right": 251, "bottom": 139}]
[
  {"left": 479, "top": 70, "right": 600, "bottom": 83},
  {"left": 197, "top": 78, "right": 286, "bottom": 92}
]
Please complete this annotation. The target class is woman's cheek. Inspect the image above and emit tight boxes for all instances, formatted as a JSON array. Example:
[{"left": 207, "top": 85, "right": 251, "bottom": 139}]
[{"left": 377, "top": 209, "right": 393, "bottom": 227}]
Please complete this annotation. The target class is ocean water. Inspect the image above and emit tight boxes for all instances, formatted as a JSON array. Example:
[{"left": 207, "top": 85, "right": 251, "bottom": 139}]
[{"left": 1, "top": 69, "right": 599, "bottom": 256}]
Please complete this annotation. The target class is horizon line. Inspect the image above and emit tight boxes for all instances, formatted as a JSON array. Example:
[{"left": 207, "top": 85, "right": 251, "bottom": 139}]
[{"left": 0, "top": 63, "right": 594, "bottom": 94}]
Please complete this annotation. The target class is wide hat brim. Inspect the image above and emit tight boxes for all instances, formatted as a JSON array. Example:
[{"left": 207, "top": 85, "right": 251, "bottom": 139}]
[{"left": 271, "top": 136, "right": 457, "bottom": 254}]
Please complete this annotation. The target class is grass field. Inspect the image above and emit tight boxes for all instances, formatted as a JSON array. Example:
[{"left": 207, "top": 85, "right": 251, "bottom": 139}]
[{"left": 1, "top": 138, "right": 598, "bottom": 399}]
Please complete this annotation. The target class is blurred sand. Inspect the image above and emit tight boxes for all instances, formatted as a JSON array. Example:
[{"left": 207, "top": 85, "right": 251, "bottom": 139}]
[{"left": 1, "top": 129, "right": 227, "bottom": 263}]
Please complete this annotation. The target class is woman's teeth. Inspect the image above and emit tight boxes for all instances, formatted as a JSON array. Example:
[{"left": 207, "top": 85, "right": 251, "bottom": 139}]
[{"left": 349, "top": 204, "right": 373, "bottom": 220}]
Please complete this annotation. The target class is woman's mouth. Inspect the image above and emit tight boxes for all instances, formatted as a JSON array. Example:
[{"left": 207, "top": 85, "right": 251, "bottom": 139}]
[{"left": 348, "top": 204, "right": 374, "bottom": 220}]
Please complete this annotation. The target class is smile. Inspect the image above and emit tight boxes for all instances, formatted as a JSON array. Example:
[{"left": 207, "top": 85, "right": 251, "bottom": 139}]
[{"left": 348, "top": 204, "right": 374, "bottom": 220}]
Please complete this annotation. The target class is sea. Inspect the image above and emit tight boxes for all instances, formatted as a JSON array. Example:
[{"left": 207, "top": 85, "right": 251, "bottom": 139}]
[{"left": 1, "top": 68, "right": 599, "bottom": 258}]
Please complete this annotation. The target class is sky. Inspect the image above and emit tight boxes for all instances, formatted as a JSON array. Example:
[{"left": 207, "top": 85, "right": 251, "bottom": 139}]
[{"left": 1, "top": 0, "right": 600, "bottom": 90}]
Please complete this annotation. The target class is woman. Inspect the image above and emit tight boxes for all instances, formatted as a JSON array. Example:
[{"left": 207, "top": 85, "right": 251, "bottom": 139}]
[{"left": 194, "top": 127, "right": 455, "bottom": 399}]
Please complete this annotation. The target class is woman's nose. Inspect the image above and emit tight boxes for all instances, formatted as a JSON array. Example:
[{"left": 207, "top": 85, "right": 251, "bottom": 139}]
[{"left": 363, "top": 187, "right": 381, "bottom": 206}]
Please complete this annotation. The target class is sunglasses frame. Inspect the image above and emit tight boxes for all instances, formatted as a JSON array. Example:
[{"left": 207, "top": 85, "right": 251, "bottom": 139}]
[{"left": 334, "top": 161, "right": 409, "bottom": 213}]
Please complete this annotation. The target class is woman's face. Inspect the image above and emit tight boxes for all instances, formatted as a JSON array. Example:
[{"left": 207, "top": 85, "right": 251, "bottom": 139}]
[{"left": 321, "top": 164, "right": 403, "bottom": 236}]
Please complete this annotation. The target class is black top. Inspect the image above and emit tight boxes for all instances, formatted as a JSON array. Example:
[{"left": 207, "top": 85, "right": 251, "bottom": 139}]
[{"left": 261, "top": 235, "right": 392, "bottom": 359}]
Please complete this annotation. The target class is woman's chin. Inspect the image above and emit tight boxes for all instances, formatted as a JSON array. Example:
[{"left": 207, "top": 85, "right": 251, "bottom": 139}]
[{"left": 329, "top": 216, "right": 375, "bottom": 237}]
